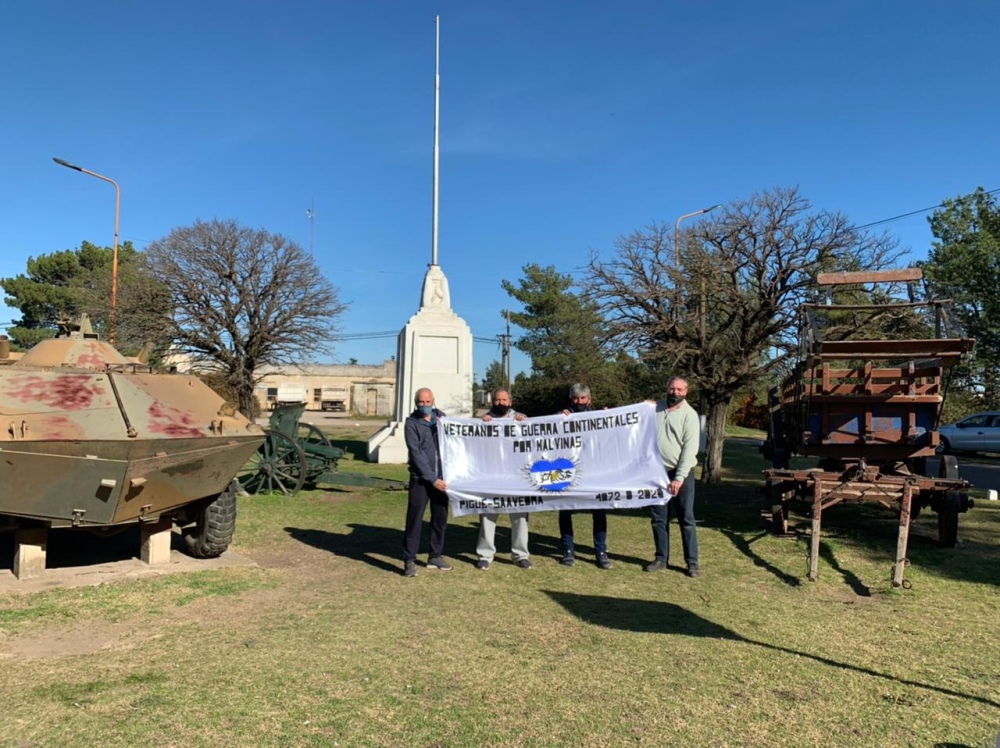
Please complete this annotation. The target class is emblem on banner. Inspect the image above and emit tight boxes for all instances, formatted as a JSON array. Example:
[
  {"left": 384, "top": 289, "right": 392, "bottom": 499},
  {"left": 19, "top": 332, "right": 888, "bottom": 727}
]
[{"left": 525, "top": 456, "right": 578, "bottom": 491}]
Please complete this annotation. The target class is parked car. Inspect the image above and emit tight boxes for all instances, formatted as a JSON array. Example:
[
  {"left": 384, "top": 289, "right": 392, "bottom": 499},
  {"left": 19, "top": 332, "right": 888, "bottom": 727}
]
[{"left": 937, "top": 411, "right": 1000, "bottom": 454}]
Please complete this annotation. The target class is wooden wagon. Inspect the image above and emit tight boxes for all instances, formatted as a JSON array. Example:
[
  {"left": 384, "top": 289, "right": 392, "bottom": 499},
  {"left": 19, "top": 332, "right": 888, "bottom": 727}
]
[{"left": 761, "top": 269, "right": 975, "bottom": 586}]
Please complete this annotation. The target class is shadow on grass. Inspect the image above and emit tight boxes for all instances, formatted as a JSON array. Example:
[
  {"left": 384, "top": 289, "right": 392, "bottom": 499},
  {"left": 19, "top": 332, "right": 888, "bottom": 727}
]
[
  {"left": 285, "top": 521, "right": 481, "bottom": 574},
  {"left": 718, "top": 526, "right": 874, "bottom": 595},
  {"left": 818, "top": 540, "right": 873, "bottom": 596},
  {"left": 707, "top": 440, "right": 1000, "bottom": 588},
  {"left": 545, "top": 591, "right": 1000, "bottom": 710},
  {"left": 286, "top": 519, "right": 652, "bottom": 572},
  {"left": 718, "top": 529, "right": 803, "bottom": 588},
  {"left": 529, "top": 510, "right": 652, "bottom": 568}
]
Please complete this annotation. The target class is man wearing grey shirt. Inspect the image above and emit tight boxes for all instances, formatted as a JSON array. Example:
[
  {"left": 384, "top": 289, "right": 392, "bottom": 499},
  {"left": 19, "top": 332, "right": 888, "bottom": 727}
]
[{"left": 646, "top": 376, "right": 701, "bottom": 577}]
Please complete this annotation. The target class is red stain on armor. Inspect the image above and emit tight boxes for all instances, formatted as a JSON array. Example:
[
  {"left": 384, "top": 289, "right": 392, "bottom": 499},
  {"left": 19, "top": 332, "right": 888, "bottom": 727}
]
[
  {"left": 147, "top": 402, "right": 204, "bottom": 437},
  {"left": 72, "top": 352, "right": 111, "bottom": 368},
  {"left": 5, "top": 374, "right": 103, "bottom": 409},
  {"left": 36, "top": 415, "right": 81, "bottom": 439}
]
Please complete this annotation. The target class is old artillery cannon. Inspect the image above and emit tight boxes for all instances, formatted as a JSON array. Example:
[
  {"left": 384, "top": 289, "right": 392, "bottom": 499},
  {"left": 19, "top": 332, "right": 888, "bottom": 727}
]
[
  {"left": 761, "top": 269, "right": 975, "bottom": 587},
  {"left": 237, "top": 403, "right": 406, "bottom": 496}
]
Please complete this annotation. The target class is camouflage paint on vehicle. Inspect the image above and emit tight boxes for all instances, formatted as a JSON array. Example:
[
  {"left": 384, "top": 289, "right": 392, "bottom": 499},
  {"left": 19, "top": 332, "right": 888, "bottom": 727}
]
[{"left": 0, "top": 319, "right": 263, "bottom": 529}]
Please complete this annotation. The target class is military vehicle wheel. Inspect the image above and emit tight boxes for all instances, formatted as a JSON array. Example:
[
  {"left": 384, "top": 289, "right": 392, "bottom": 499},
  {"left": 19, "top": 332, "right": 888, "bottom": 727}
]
[
  {"left": 236, "top": 429, "right": 307, "bottom": 496},
  {"left": 184, "top": 481, "right": 237, "bottom": 558}
]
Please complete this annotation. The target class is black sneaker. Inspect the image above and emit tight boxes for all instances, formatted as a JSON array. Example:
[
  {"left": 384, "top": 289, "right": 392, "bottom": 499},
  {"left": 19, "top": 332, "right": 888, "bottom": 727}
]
[
  {"left": 596, "top": 553, "right": 613, "bottom": 570},
  {"left": 403, "top": 560, "right": 417, "bottom": 577},
  {"left": 516, "top": 558, "right": 532, "bottom": 569},
  {"left": 686, "top": 564, "right": 701, "bottom": 578},
  {"left": 560, "top": 550, "right": 575, "bottom": 567},
  {"left": 427, "top": 557, "right": 453, "bottom": 571},
  {"left": 644, "top": 558, "right": 667, "bottom": 572},
  {"left": 475, "top": 558, "right": 491, "bottom": 570}
]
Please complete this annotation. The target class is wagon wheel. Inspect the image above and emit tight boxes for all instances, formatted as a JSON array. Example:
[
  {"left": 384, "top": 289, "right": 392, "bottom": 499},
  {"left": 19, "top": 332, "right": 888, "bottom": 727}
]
[
  {"left": 236, "top": 429, "right": 307, "bottom": 497},
  {"left": 937, "top": 491, "right": 961, "bottom": 548}
]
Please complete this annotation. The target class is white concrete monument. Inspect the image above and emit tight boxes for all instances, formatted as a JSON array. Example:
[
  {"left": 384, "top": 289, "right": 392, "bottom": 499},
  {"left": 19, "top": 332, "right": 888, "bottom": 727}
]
[{"left": 367, "top": 17, "right": 473, "bottom": 463}]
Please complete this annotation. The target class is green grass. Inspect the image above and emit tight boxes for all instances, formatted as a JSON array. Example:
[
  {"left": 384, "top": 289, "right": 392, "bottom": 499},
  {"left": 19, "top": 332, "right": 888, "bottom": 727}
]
[
  {"left": 0, "top": 568, "right": 276, "bottom": 632},
  {"left": 0, "top": 439, "right": 998, "bottom": 747}
]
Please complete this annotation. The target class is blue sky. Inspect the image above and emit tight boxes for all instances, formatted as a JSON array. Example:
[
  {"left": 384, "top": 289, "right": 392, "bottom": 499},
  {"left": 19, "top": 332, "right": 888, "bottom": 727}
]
[{"left": 2, "top": 1, "right": 997, "bottom": 379}]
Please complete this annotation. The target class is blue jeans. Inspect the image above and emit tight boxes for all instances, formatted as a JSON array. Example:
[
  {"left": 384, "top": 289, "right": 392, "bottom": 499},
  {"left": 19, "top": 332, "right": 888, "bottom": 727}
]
[
  {"left": 559, "top": 510, "right": 608, "bottom": 554},
  {"left": 650, "top": 471, "right": 698, "bottom": 567}
]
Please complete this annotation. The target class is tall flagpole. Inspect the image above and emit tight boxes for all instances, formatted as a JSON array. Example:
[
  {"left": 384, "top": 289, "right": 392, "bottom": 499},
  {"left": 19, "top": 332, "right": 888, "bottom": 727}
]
[
  {"left": 431, "top": 15, "right": 440, "bottom": 267},
  {"left": 306, "top": 199, "right": 315, "bottom": 255}
]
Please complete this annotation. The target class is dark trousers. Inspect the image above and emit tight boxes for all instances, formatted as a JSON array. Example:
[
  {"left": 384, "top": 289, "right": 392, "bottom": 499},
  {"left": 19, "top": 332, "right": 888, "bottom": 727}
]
[
  {"left": 650, "top": 471, "right": 698, "bottom": 567},
  {"left": 559, "top": 510, "right": 608, "bottom": 554},
  {"left": 403, "top": 477, "right": 449, "bottom": 562}
]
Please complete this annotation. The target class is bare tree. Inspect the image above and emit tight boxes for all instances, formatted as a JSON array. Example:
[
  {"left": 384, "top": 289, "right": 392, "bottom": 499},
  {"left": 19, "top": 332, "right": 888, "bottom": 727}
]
[
  {"left": 587, "top": 187, "right": 903, "bottom": 482},
  {"left": 144, "top": 218, "right": 347, "bottom": 417}
]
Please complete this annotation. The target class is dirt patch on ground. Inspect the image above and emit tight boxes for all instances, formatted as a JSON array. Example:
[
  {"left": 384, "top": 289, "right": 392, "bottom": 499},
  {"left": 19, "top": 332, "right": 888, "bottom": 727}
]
[{"left": 0, "top": 620, "right": 137, "bottom": 661}]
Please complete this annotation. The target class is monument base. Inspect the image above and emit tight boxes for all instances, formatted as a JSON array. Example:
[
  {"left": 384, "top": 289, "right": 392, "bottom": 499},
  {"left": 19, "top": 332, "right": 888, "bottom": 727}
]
[{"left": 367, "top": 420, "right": 410, "bottom": 464}]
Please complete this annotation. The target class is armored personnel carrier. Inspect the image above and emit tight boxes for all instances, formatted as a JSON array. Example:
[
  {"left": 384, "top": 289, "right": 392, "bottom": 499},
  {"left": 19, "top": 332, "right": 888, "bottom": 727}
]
[{"left": 0, "top": 316, "right": 264, "bottom": 577}]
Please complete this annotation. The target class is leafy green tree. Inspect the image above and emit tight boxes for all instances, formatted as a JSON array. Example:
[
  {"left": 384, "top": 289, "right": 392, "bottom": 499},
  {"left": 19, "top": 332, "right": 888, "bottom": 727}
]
[
  {"left": 587, "top": 187, "right": 902, "bottom": 482},
  {"left": 144, "top": 218, "right": 347, "bottom": 418},
  {"left": 502, "top": 263, "right": 655, "bottom": 415},
  {"left": 921, "top": 187, "right": 1000, "bottom": 406},
  {"left": 1, "top": 241, "right": 170, "bottom": 354},
  {"left": 481, "top": 359, "right": 506, "bottom": 396}
]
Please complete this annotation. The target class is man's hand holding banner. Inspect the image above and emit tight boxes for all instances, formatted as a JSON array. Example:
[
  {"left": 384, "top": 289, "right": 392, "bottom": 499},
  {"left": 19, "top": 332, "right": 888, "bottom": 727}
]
[{"left": 440, "top": 402, "right": 671, "bottom": 516}]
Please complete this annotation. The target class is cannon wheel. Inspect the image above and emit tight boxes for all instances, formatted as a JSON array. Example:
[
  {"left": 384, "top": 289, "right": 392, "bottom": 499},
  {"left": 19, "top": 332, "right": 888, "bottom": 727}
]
[
  {"left": 297, "top": 421, "right": 333, "bottom": 450},
  {"left": 236, "top": 429, "right": 307, "bottom": 496}
]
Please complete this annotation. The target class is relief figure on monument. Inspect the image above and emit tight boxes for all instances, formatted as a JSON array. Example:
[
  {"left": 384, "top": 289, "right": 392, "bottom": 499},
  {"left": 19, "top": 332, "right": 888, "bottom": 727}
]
[{"left": 421, "top": 268, "right": 451, "bottom": 309}]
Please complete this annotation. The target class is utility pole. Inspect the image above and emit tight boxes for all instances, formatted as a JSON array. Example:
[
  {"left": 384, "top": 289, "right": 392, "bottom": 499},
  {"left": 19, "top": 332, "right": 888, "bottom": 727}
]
[
  {"left": 501, "top": 310, "right": 512, "bottom": 392},
  {"left": 53, "top": 158, "right": 121, "bottom": 344}
]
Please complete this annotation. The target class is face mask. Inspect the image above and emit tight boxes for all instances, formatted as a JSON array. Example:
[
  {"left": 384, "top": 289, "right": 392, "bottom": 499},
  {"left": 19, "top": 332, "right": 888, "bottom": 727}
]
[
  {"left": 418, "top": 405, "right": 434, "bottom": 416},
  {"left": 570, "top": 401, "right": 591, "bottom": 413},
  {"left": 666, "top": 394, "right": 685, "bottom": 407},
  {"left": 492, "top": 404, "right": 510, "bottom": 416}
]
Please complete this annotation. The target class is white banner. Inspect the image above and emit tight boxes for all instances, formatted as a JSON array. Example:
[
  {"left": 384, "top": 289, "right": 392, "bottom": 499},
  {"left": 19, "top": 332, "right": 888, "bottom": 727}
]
[{"left": 440, "top": 402, "right": 671, "bottom": 516}]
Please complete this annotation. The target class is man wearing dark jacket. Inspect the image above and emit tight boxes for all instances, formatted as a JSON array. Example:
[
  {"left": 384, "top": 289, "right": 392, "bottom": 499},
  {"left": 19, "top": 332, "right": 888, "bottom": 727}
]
[
  {"left": 402, "top": 388, "right": 451, "bottom": 577},
  {"left": 558, "top": 383, "right": 612, "bottom": 569}
]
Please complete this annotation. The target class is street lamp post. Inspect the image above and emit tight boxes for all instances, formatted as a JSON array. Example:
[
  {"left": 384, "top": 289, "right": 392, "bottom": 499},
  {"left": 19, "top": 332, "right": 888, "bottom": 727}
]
[
  {"left": 673, "top": 204, "right": 721, "bottom": 319},
  {"left": 53, "top": 157, "right": 121, "bottom": 345}
]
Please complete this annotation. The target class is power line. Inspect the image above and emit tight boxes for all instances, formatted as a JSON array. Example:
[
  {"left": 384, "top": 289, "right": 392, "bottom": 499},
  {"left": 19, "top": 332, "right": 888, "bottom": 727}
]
[
  {"left": 855, "top": 187, "right": 1000, "bottom": 230},
  {"left": 333, "top": 331, "right": 398, "bottom": 340}
]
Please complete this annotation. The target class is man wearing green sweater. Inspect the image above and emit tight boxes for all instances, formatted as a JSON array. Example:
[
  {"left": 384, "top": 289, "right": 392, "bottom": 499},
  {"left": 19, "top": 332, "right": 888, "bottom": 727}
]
[{"left": 646, "top": 376, "right": 701, "bottom": 577}]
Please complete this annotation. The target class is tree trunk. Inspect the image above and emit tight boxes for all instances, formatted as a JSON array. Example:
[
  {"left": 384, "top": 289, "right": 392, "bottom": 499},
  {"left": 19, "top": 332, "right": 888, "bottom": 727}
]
[
  {"left": 238, "top": 385, "right": 257, "bottom": 421},
  {"left": 700, "top": 396, "right": 732, "bottom": 484}
]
